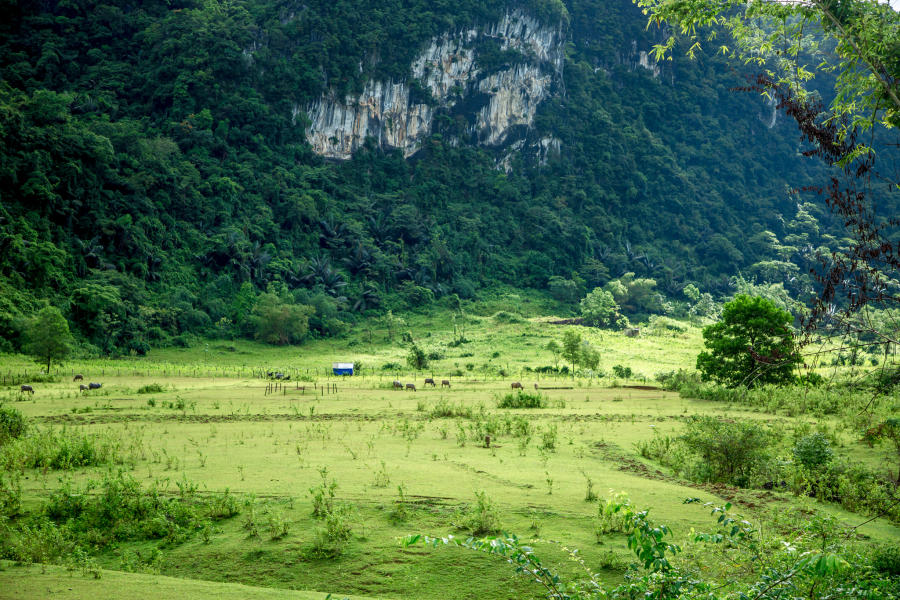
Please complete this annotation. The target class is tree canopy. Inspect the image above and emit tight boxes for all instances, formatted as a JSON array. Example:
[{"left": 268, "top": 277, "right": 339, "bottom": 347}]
[
  {"left": 23, "top": 306, "right": 73, "bottom": 372},
  {"left": 696, "top": 294, "right": 801, "bottom": 387}
]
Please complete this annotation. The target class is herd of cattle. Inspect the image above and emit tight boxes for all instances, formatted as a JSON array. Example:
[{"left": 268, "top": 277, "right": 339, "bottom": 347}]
[
  {"left": 19, "top": 374, "right": 539, "bottom": 395},
  {"left": 391, "top": 377, "right": 452, "bottom": 391},
  {"left": 391, "top": 379, "right": 536, "bottom": 391},
  {"left": 19, "top": 374, "right": 102, "bottom": 395}
]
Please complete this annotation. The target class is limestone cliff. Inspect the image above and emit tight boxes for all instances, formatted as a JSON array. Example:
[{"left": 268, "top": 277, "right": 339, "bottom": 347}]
[{"left": 304, "top": 10, "right": 565, "bottom": 160}]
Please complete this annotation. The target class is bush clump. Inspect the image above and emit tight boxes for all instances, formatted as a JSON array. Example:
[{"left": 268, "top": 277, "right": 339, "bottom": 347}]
[
  {"left": 793, "top": 432, "right": 834, "bottom": 471},
  {"left": 463, "top": 490, "right": 501, "bottom": 535},
  {"left": 496, "top": 391, "right": 546, "bottom": 409},
  {"left": 680, "top": 416, "right": 772, "bottom": 487},
  {"left": 429, "top": 399, "right": 473, "bottom": 419},
  {"left": 0, "top": 407, "right": 27, "bottom": 445},
  {"left": 136, "top": 383, "right": 164, "bottom": 394},
  {"left": 872, "top": 543, "right": 900, "bottom": 576},
  {"left": 492, "top": 311, "right": 523, "bottom": 323}
]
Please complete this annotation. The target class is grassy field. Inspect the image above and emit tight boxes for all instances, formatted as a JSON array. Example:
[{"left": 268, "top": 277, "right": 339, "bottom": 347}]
[{"left": 1, "top": 312, "right": 898, "bottom": 599}]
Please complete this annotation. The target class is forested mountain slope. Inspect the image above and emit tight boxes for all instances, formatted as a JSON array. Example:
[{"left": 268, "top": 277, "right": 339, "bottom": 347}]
[{"left": 0, "top": 0, "right": 834, "bottom": 353}]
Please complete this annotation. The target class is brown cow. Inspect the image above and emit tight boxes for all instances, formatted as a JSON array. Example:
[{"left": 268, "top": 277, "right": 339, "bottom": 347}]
[
  {"left": 20, "top": 385, "right": 34, "bottom": 394},
  {"left": 405, "top": 383, "right": 416, "bottom": 392},
  {"left": 73, "top": 374, "right": 84, "bottom": 381},
  {"left": 441, "top": 380, "right": 451, "bottom": 388},
  {"left": 424, "top": 378, "right": 436, "bottom": 387},
  {"left": 392, "top": 380, "right": 403, "bottom": 390},
  {"left": 511, "top": 382, "right": 523, "bottom": 390}
]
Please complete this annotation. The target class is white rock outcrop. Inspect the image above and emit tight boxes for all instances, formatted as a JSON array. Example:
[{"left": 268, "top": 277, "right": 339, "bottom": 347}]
[{"left": 304, "top": 10, "right": 565, "bottom": 159}]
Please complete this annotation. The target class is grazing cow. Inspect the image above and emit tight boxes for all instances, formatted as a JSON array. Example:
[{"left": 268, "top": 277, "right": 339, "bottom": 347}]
[
  {"left": 79, "top": 384, "right": 88, "bottom": 392},
  {"left": 88, "top": 382, "right": 102, "bottom": 390},
  {"left": 283, "top": 375, "right": 291, "bottom": 381},
  {"left": 392, "top": 380, "right": 403, "bottom": 390},
  {"left": 274, "top": 372, "right": 284, "bottom": 380},
  {"left": 424, "top": 378, "right": 436, "bottom": 387},
  {"left": 441, "top": 380, "right": 451, "bottom": 388},
  {"left": 266, "top": 371, "right": 274, "bottom": 378},
  {"left": 73, "top": 374, "right": 84, "bottom": 381},
  {"left": 405, "top": 383, "right": 416, "bottom": 392},
  {"left": 511, "top": 382, "right": 523, "bottom": 390},
  {"left": 20, "top": 385, "right": 34, "bottom": 394},
  {"left": 624, "top": 327, "right": 641, "bottom": 338}
]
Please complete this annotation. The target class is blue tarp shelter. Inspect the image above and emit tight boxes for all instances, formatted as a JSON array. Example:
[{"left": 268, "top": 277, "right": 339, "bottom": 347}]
[{"left": 332, "top": 362, "right": 354, "bottom": 376}]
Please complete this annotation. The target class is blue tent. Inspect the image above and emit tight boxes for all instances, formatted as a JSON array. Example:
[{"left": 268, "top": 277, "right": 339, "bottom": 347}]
[{"left": 332, "top": 362, "right": 354, "bottom": 376}]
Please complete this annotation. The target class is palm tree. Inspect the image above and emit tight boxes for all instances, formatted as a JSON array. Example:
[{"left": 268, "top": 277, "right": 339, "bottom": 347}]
[
  {"left": 344, "top": 243, "right": 374, "bottom": 276},
  {"left": 353, "top": 283, "right": 380, "bottom": 312}
]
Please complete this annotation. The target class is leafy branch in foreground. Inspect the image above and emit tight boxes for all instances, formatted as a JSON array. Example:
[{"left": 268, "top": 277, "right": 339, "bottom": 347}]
[
  {"left": 404, "top": 496, "right": 897, "bottom": 599},
  {"left": 403, "top": 499, "right": 689, "bottom": 599},
  {"left": 633, "top": 0, "right": 900, "bottom": 132}
]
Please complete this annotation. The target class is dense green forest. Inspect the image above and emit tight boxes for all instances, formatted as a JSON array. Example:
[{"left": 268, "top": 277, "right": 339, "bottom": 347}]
[{"left": 0, "top": 0, "right": 864, "bottom": 354}]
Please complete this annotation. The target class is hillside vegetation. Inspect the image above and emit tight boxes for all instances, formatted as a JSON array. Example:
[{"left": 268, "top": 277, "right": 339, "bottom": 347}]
[{"left": 0, "top": 0, "right": 844, "bottom": 355}]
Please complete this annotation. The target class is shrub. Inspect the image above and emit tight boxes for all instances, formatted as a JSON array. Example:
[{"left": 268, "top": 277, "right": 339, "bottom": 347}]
[
  {"left": 496, "top": 391, "right": 546, "bottom": 409},
  {"left": 793, "top": 432, "right": 834, "bottom": 471},
  {"left": 464, "top": 491, "right": 501, "bottom": 535},
  {"left": 39, "top": 471, "right": 237, "bottom": 550},
  {"left": 680, "top": 416, "right": 772, "bottom": 486},
  {"left": 5, "top": 373, "right": 58, "bottom": 385},
  {"left": 493, "top": 311, "right": 523, "bottom": 323},
  {"left": 647, "top": 315, "right": 687, "bottom": 334},
  {"left": 580, "top": 288, "right": 628, "bottom": 328},
  {"left": 250, "top": 293, "right": 313, "bottom": 345},
  {"left": 381, "top": 362, "right": 402, "bottom": 371},
  {"left": 655, "top": 369, "right": 699, "bottom": 391},
  {"left": 398, "top": 282, "right": 435, "bottom": 307},
  {"left": 309, "top": 468, "right": 338, "bottom": 518},
  {"left": 406, "top": 343, "right": 428, "bottom": 370},
  {"left": 540, "top": 424, "right": 558, "bottom": 451},
  {"left": 872, "top": 544, "right": 900, "bottom": 576},
  {"left": 136, "top": 383, "right": 164, "bottom": 394},
  {"left": 596, "top": 493, "right": 630, "bottom": 539},
  {"left": 0, "top": 406, "right": 27, "bottom": 445},
  {"left": 612, "top": 364, "right": 633, "bottom": 379},
  {"left": 0, "top": 427, "right": 124, "bottom": 471},
  {"left": 430, "top": 399, "right": 473, "bottom": 419}
]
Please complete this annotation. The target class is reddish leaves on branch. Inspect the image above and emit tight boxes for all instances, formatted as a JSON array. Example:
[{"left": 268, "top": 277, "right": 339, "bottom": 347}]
[{"left": 737, "top": 76, "right": 899, "bottom": 340}]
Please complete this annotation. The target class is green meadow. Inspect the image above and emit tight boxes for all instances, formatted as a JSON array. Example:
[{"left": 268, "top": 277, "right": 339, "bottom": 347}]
[{"left": 1, "top": 312, "right": 898, "bottom": 599}]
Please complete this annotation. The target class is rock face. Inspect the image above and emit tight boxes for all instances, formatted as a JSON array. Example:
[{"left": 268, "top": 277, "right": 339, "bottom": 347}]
[{"left": 304, "top": 11, "right": 565, "bottom": 160}]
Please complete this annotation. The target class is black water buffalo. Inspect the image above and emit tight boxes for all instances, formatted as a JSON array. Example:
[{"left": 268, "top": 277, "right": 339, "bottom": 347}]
[
  {"left": 88, "top": 382, "right": 102, "bottom": 390},
  {"left": 20, "top": 385, "right": 34, "bottom": 394}
]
